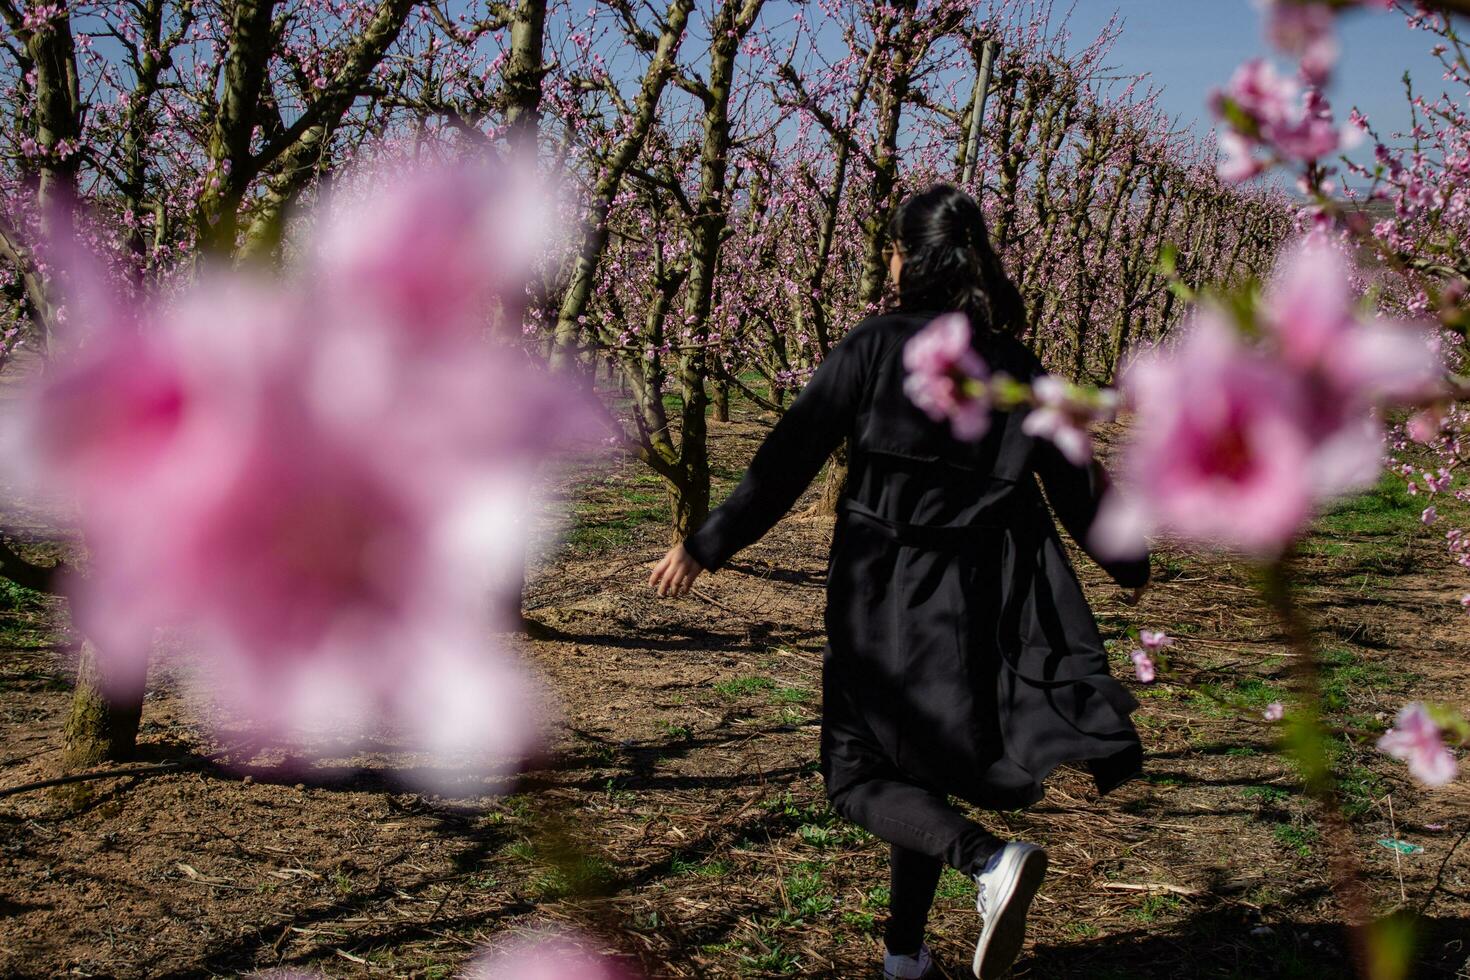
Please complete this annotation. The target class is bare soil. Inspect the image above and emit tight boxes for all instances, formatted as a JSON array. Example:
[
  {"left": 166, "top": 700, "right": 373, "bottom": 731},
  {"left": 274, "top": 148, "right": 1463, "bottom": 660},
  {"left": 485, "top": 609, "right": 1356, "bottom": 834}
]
[{"left": 1, "top": 406, "right": 1468, "bottom": 979}]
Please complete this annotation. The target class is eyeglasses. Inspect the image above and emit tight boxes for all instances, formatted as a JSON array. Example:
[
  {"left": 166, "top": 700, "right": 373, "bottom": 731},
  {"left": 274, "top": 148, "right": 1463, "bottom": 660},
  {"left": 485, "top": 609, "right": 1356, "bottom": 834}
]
[{"left": 882, "top": 242, "right": 900, "bottom": 262}]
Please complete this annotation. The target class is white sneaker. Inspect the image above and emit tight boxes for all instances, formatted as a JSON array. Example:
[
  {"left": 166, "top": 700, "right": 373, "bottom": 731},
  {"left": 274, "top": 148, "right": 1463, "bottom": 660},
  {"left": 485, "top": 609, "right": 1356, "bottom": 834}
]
[
  {"left": 883, "top": 943, "right": 933, "bottom": 979},
  {"left": 971, "top": 842, "right": 1048, "bottom": 979}
]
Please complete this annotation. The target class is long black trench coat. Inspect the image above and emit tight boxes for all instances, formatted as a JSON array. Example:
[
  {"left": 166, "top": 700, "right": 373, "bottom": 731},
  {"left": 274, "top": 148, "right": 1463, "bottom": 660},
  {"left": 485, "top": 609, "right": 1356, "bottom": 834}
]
[{"left": 683, "top": 310, "right": 1151, "bottom": 811}]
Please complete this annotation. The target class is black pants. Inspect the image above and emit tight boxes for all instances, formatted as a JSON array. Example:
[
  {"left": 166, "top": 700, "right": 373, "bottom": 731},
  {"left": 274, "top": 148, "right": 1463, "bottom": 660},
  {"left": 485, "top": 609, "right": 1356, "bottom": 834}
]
[{"left": 828, "top": 770, "right": 1003, "bottom": 956}]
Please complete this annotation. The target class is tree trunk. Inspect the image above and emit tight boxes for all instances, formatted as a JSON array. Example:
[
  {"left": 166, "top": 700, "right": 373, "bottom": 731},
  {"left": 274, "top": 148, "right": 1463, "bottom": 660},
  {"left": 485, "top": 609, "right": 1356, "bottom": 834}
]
[
  {"left": 713, "top": 375, "right": 729, "bottom": 422},
  {"left": 667, "top": 476, "right": 706, "bottom": 541},
  {"left": 813, "top": 440, "right": 849, "bottom": 517},
  {"left": 503, "top": 0, "right": 547, "bottom": 157},
  {"left": 62, "top": 640, "right": 146, "bottom": 769},
  {"left": 549, "top": 0, "right": 694, "bottom": 374}
]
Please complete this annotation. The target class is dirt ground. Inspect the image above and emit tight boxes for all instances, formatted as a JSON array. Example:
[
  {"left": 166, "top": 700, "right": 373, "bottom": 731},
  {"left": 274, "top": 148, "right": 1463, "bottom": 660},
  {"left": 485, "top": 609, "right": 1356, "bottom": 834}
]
[{"left": 1, "top": 404, "right": 1469, "bottom": 979}]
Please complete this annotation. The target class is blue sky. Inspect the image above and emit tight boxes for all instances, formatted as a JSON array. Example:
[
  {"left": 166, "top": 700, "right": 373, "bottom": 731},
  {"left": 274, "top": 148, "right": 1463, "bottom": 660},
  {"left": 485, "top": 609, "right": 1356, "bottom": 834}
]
[{"left": 1062, "top": 1, "right": 1450, "bottom": 183}]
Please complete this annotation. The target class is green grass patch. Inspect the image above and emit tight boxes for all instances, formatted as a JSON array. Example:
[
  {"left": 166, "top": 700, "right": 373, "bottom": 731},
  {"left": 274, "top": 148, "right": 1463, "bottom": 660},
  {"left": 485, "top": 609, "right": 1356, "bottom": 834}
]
[
  {"left": 0, "top": 578, "right": 46, "bottom": 612},
  {"left": 655, "top": 719, "right": 692, "bottom": 741},
  {"left": 1318, "top": 648, "right": 1417, "bottom": 715},
  {"left": 1272, "top": 822, "right": 1319, "bottom": 857},
  {"left": 670, "top": 852, "right": 731, "bottom": 878},
  {"left": 936, "top": 867, "right": 976, "bottom": 900},
  {"left": 780, "top": 863, "right": 834, "bottom": 922},
  {"left": 1241, "top": 784, "right": 1290, "bottom": 806},
  {"left": 738, "top": 938, "right": 800, "bottom": 976},
  {"left": 1315, "top": 476, "right": 1422, "bottom": 536},
  {"left": 1304, "top": 475, "right": 1429, "bottom": 574},
  {"left": 716, "top": 675, "right": 777, "bottom": 700},
  {"left": 565, "top": 500, "right": 666, "bottom": 553},
  {"left": 1336, "top": 759, "right": 1389, "bottom": 819},
  {"left": 533, "top": 854, "right": 618, "bottom": 900},
  {"left": 1127, "top": 893, "right": 1182, "bottom": 922}
]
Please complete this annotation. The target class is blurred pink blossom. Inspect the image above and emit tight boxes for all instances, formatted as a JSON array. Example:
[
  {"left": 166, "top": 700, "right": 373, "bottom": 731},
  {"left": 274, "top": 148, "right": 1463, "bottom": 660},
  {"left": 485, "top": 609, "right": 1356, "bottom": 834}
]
[
  {"left": 466, "top": 931, "right": 639, "bottom": 980},
  {"left": 1219, "top": 131, "right": 1268, "bottom": 184},
  {"left": 1377, "top": 702, "right": 1457, "bottom": 787},
  {"left": 1258, "top": 0, "right": 1338, "bottom": 84},
  {"left": 1263, "top": 702, "right": 1285, "bottom": 722},
  {"left": 1264, "top": 241, "right": 1441, "bottom": 407},
  {"left": 8, "top": 158, "right": 598, "bottom": 789},
  {"left": 311, "top": 159, "right": 552, "bottom": 338},
  {"left": 1209, "top": 58, "right": 1355, "bottom": 179},
  {"left": 1022, "top": 375, "right": 1116, "bottom": 465},
  {"left": 1129, "top": 650, "right": 1157, "bottom": 684},
  {"left": 1261, "top": 240, "right": 1441, "bottom": 497},
  {"left": 1093, "top": 311, "right": 1317, "bottom": 559},
  {"left": 902, "top": 313, "right": 991, "bottom": 440},
  {"left": 1094, "top": 239, "right": 1443, "bottom": 560},
  {"left": 1138, "top": 630, "right": 1174, "bottom": 652}
]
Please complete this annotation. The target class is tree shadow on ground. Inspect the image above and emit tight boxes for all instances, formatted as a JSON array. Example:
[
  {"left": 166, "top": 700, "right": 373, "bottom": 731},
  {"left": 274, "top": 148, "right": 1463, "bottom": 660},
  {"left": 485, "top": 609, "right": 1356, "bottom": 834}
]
[{"left": 1007, "top": 910, "right": 1470, "bottom": 980}]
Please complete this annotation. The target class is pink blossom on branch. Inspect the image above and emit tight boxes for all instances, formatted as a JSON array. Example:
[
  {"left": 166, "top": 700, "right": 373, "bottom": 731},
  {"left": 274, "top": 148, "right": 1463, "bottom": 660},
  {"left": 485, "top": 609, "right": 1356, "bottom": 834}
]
[
  {"left": 1377, "top": 702, "right": 1458, "bottom": 787},
  {"left": 1093, "top": 311, "right": 1319, "bottom": 559},
  {"left": 1092, "top": 238, "right": 1443, "bottom": 561},
  {"left": 902, "top": 312, "right": 992, "bottom": 440},
  {"left": 1138, "top": 629, "right": 1172, "bottom": 651},
  {"left": 1021, "top": 375, "right": 1118, "bottom": 465},
  {"left": 1259, "top": 239, "right": 1442, "bottom": 497},
  {"left": 1209, "top": 59, "right": 1356, "bottom": 180}
]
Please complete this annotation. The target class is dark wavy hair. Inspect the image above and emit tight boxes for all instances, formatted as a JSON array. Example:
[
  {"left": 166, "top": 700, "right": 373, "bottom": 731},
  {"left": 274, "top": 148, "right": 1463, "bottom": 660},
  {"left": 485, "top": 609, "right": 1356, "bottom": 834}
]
[{"left": 887, "top": 183, "right": 1025, "bottom": 334}]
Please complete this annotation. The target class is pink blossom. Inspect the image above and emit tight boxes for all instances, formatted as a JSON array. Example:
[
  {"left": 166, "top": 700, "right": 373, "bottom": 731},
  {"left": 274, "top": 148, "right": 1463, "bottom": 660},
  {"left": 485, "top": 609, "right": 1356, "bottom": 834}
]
[
  {"left": 902, "top": 313, "right": 992, "bottom": 440},
  {"left": 1212, "top": 59, "right": 1298, "bottom": 131},
  {"left": 1268, "top": 106, "right": 1343, "bottom": 162},
  {"left": 1259, "top": 0, "right": 1339, "bottom": 84},
  {"left": 1459, "top": 594, "right": 1470, "bottom": 611},
  {"left": 1423, "top": 506, "right": 1438, "bottom": 525},
  {"left": 1219, "top": 131, "right": 1268, "bottom": 183},
  {"left": 1263, "top": 702, "right": 1285, "bottom": 722},
  {"left": 1407, "top": 408, "right": 1444, "bottom": 443},
  {"left": 465, "top": 932, "right": 639, "bottom": 980},
  {"left": 1210, "top": 58, "right": 1353, "bottom": 175},
  {"left": 1130, "top": 649, "right": 1157, "bottom": 684},
  {"left": 311, "top": 159, "right": 553, "bottom": 340},
  {"left": 1260, "top": 240, "right": 1442, "bottom": 497},
  {"left": 1139, "top": 630, "right": 1174, "bottom": 653},
  {"left": 1377, "top": 703, "right": 1458, "bottom": 787},
  {"left": 8, "top": 159, "right": 599, "bottom": 790},
  {"left": 1093, "top": 311, "right": 1317, "bottom": 559},
  {"left": 1021, "top": 375, "right": 1116, "bottom": 466}
]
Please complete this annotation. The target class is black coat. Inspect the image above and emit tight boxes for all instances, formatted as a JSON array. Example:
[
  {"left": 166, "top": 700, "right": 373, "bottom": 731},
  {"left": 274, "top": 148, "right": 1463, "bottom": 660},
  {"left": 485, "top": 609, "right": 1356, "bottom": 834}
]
[{"left": 684, "top": 310, "right": 1150, "bottom": 811}]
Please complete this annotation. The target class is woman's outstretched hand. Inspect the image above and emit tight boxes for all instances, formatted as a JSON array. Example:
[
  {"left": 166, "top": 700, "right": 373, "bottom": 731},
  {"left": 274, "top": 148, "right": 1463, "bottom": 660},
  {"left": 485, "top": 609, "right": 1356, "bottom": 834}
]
[{"left": 649, "top": 543, "right": 704, "bottom": 598}]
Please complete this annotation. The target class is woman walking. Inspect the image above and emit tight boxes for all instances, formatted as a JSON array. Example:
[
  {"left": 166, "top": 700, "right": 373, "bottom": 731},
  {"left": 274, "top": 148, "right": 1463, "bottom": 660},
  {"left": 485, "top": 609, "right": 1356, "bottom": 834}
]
[{"left": 649, "top": 184, "right": 1150, "bottom": 979}]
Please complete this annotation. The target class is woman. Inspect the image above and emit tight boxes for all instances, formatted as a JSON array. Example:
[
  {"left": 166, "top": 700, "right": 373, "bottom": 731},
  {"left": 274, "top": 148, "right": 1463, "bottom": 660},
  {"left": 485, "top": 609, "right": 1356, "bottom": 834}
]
[{"left": 648, "top": 184, "right": 1150, "bottom": 979}]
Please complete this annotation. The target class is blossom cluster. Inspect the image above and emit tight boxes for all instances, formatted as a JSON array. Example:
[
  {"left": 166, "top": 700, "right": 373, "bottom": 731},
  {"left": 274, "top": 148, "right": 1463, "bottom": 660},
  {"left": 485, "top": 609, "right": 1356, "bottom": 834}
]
[
  {"left": 1211, "top": 0, "right": 1394, "bottom": 183},
  {"left": 901, "top": 312, "right": 1117, "bottom": 456},
  {"left": 1092, "top": 238, "right": 1441, "bottom": 560},
  {"left": 6, "top": 159, "right": 597, "bottom": 790}
]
